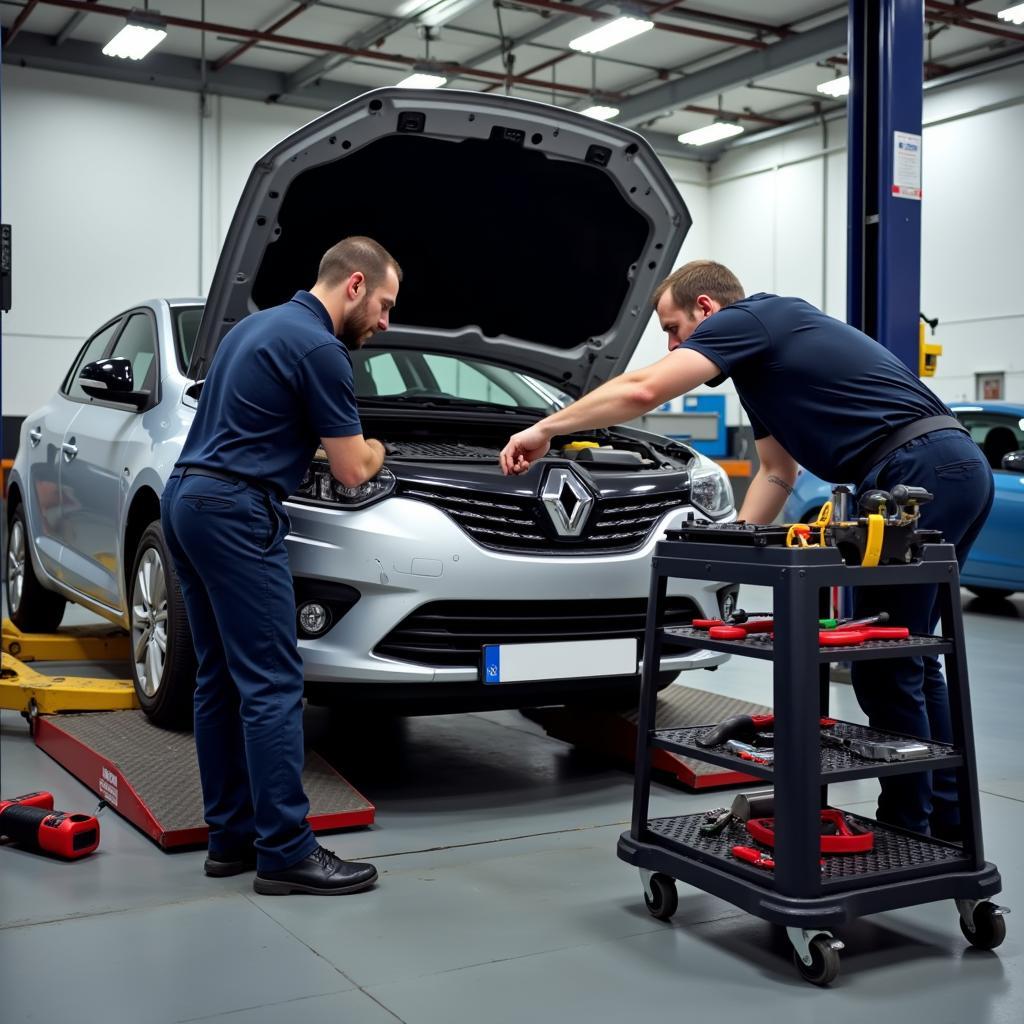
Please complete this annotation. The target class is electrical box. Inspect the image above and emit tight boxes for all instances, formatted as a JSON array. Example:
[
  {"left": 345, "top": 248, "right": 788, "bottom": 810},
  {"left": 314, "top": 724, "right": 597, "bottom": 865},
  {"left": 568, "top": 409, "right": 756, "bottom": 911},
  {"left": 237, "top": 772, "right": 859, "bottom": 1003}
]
[{"left": 644, "top": 395, "right": 726, "bottom": 456}]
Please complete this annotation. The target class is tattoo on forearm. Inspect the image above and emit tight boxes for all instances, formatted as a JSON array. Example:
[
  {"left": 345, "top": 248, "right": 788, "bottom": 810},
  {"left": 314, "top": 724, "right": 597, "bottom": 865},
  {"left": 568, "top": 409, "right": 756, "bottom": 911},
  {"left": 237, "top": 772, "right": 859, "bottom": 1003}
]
[{"left": 768, "top": 475, "right": 795, "bottom": 496}]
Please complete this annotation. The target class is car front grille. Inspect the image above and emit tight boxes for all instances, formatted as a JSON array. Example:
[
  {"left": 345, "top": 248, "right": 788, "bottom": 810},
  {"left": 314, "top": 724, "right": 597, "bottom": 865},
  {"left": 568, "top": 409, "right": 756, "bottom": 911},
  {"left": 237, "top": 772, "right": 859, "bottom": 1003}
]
[
  {"left": 374, "top": 596, "right": 699, "bottom": 667},
  {"left": 397, "top": 481, "right": 686, "bottom": 553}
]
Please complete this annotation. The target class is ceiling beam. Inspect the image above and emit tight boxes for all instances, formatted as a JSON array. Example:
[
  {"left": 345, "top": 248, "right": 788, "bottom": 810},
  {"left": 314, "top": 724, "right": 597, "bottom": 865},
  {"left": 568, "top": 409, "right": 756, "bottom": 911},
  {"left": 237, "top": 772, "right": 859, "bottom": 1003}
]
[
  {"left": 615, "top": 16, "right": 848, "bottom": 126},
  {"left": 215, "top": 1, "right": 319, "bottom": 73},
  {"left": 55, "top": 0, "right": 97, "bottom": 46},
  {"left": 4, "top": 0, "right": 43, "bottom": 45}
]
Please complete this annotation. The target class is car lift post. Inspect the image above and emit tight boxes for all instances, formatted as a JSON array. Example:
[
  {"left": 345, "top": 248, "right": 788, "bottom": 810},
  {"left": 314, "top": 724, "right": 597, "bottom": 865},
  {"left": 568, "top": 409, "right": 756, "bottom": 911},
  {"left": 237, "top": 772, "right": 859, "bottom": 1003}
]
[{"left": 846, "top": 0, "right": 924, "bottom": 370}]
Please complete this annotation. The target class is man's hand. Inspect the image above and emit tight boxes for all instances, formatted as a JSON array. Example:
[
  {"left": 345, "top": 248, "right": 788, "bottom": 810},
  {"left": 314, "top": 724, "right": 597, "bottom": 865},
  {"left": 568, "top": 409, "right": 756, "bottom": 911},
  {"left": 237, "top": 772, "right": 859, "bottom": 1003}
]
[
  {"left": 500, "top": 425, "right": 552, "bottom": 475},
  {"left": 366, "top": 438, "right": 387, "bottom": 459}
]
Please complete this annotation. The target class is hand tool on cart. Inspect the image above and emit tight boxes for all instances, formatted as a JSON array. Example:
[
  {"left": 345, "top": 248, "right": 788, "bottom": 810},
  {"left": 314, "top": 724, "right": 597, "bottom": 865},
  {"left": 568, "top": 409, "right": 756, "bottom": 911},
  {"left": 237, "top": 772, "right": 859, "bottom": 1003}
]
[
  {"left": 692, "top": 609, "right": 772, "bottom": 628},
  {"left": 746, "top": 810, "right": 875, "bottom": 854},
  {"left": 699, "top": 791, "right": 775, "bottom": 836},
  {"left": 696, "top": 713, "right": 836, "bottom": 749},
  {"left": 818, "top": 612, "right": 890, "bottom": 629},
  {"left": 821, "top": 732, "right": 931, "bottom": 762},
  {"left": 0, "top": 790, "right": 100, "bottom": 859},
  {"left": 819, "top": 625, "right": 909, "bottom": 645}
]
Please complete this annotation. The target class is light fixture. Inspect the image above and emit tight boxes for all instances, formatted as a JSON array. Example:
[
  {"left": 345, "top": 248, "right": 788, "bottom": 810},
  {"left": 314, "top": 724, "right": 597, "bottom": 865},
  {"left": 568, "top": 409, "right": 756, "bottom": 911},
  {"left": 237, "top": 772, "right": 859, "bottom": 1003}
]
[
  {"left": 396, "top": 0, "right": 481, "bottom": 29},
  {"left": 102, "top": 9, "right": 167, "bottom": 61},
  {"left": 580, "top": 105, "right": 620, "bottom": 121},
  {"left": 997, "top": 4, "right": 1024, "bottom": 26},
  {"left": 396, "top": 72, "right": 447, "bottom": 88},
  {"left": 569, "top": 16, "right": 654, "bottom": 54},
  {"left": 677, "top": 122, "right": 744, "bottom": 146},
  {"left": 816, "top": 74, "right": 850, "bottom": 98}
]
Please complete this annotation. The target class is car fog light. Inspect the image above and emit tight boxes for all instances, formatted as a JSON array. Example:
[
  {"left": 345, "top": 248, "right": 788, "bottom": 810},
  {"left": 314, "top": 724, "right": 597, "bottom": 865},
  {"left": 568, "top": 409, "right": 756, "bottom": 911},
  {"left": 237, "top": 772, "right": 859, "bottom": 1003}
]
[{"left": 298, "top": 602, "right": 332, "bottom": 637}]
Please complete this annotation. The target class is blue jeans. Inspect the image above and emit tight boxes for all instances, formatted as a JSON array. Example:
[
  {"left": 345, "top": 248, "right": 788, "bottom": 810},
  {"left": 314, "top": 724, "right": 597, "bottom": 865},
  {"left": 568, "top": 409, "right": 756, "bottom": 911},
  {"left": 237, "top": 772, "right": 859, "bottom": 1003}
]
[
  {"left": 161, "top": 473, "right": 317, "bottom": 872},
  {"left": 851, "top": 429, "right": 994, "bottom": 835}
]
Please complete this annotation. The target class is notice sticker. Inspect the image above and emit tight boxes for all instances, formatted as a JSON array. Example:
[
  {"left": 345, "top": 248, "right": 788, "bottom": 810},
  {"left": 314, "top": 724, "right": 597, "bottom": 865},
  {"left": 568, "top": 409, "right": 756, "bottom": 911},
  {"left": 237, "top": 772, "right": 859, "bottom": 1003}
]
[
  {"left": 892, "top": 131, "right": 922, "bottom": 200},
  {"left": 99, "top": 765, "right": 119, "bottom": 807}
]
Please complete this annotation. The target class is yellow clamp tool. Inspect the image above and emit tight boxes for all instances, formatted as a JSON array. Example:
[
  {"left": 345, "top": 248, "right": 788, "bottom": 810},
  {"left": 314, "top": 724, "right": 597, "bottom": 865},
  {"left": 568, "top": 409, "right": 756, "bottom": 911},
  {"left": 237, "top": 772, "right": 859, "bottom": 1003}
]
[
  {"left": 785, "top": 500, "right": 833, "bottom": 549},
  {"left": 861, "top": 513, "right": 885, "bottom": 567}
]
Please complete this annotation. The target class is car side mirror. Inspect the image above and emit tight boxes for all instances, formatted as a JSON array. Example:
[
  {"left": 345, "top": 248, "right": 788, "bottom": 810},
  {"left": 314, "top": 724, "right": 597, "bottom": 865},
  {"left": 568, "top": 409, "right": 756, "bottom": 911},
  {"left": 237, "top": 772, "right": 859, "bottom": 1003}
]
[
  {"left": 1001, "top": 450, "right": 1024, "bottom": 473},
  {"left": 79, "top": 357, "right": 149, "bottom": 410}
]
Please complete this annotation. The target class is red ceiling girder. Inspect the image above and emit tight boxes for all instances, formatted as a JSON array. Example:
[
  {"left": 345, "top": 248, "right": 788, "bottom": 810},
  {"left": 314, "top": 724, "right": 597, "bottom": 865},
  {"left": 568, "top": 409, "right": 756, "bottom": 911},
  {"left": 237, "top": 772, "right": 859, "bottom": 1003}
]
[
  {"left": 4, "top": 0, "right": 43, "bottom": 44},
  {"left": 214, "top": 2, "right": 310, "bottom": 72}
]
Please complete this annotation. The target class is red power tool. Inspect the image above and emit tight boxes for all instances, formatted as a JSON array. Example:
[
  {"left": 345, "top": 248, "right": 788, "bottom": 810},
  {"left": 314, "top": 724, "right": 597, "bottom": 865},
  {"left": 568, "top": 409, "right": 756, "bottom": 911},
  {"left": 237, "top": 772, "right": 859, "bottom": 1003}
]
[{"left": 0, "top": 791, "right": 100, "bottom": 859}]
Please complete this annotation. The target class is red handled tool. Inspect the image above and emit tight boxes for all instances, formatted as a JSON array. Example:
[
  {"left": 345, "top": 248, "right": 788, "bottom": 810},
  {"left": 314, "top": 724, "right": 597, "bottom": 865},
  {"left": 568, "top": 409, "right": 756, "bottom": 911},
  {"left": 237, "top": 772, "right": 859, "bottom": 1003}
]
[
  {"left": 745, "top": 810, "right": 874, "bottom": 854},
  {"left": 708, "top": 619, "right": 776, "bottom": 640},
  {"left": 731, "top": 845, "right": 776, "bottom": 870},
  {"left": 0, "top": 790, "right": 100, "bottom": 860},
  {"left": 819, "top": 626, "right": 909, "bottom": 646}
]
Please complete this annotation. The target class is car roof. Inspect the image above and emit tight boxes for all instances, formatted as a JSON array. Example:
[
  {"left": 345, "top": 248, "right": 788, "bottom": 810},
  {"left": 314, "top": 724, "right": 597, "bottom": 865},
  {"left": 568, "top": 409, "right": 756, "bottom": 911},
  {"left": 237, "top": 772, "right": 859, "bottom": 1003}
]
[{"left": 950, "top": 400, "right": 1024, "bottom": 416}]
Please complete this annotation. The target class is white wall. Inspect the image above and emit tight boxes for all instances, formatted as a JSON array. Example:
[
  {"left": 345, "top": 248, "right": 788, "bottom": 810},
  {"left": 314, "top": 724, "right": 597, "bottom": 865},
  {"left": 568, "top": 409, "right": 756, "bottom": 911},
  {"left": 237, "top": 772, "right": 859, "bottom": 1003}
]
[
  {"left": 702, "top": 64, "right": 1024, "bottom": 421},
  {"left": 1, "top": 66, "right": 314, "bottom": 418},
  {"left": 4, "top": 61, "right": 1022, "bottom": 422}
]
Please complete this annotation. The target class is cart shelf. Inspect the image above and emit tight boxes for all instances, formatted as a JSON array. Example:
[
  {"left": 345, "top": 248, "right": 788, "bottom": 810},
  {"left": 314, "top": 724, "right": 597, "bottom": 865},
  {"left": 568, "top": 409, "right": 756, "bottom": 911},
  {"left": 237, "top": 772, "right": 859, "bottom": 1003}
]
[
  {"left": 663, "top": 625, "right": 954, "bottom": 663},
  {"left": 653, "top": 719, "right": 963, "bottom": 783}
]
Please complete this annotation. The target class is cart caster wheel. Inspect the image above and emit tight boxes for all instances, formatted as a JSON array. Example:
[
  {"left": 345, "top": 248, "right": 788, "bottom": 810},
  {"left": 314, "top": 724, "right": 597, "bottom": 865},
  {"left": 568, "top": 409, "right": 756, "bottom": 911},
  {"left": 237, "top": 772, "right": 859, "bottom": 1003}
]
[
  {"left": 643, "top": 873, "right": 678, "bottom": 921},
  {"left": 959, "top": 901, "right": 1008, "bottom": 951},
  {"left": 792, "top": 936, "right": 841, "bottom": 986}
]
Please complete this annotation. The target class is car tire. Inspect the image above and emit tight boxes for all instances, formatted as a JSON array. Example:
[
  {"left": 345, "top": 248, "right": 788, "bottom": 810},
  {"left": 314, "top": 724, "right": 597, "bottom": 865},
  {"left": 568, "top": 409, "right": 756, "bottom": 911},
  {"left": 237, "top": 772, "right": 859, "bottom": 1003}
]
[
  {"left": 5, "top": 502, "right": 67, "bottom": 632},
  {"left": 129, "top": 521, "right": 197, "bottom": 729},
  {"left": 966, "top": 586, "right": 1014, "bottom": 600}
]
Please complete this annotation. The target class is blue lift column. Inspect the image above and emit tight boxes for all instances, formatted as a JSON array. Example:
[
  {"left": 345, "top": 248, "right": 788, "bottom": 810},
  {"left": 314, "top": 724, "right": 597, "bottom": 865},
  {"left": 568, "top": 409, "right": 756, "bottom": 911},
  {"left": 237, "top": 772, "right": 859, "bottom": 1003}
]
[{"left": 846, "top": 0, "right": 924, "bottom": 370}]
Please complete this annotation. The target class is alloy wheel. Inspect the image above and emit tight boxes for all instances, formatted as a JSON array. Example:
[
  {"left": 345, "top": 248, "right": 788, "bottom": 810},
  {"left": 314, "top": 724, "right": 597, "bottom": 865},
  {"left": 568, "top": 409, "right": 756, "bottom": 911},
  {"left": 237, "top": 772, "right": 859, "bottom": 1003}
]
[
  {"left": 7, "top": 519, "right": 25, "bottom": 613},
  {"left": 132, "top": 547, "right": 168, "bottom": 698}
]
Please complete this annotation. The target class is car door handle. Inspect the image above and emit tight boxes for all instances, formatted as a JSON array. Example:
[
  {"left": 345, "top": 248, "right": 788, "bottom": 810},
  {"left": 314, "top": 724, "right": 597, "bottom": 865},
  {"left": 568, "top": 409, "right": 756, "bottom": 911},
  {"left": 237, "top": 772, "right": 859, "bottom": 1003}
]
[
  {"left": 29, "top": 427, "right": 42, "bottom": 446},
  {"left": 62, "top": 439, "right": 79, "bottom": 461}
]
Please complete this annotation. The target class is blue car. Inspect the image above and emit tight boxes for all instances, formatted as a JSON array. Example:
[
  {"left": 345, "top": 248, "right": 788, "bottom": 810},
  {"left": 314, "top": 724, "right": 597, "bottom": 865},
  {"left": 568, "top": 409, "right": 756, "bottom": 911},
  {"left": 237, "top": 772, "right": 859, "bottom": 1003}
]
[{"left": 782, "top": 401, "right": 1024, "bottom": 598}]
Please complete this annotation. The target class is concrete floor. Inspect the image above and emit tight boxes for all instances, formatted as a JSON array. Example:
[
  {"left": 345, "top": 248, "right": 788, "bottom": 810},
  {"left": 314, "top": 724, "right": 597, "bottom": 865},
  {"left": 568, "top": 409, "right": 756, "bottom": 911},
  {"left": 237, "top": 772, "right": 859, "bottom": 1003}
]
[{"left": 1, "top": 588, "right": 1021, "bottom": 1023}]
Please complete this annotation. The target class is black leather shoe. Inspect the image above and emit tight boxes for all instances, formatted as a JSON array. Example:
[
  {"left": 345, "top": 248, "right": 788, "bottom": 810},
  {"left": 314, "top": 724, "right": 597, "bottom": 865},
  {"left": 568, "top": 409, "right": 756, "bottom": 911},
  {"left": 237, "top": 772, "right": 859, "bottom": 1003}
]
[
  {"left": 253, "top": 845, "right": 378, "bottom": 895},
  {"left": 204, "top": 849, "right": 258, "bottom": 877}
]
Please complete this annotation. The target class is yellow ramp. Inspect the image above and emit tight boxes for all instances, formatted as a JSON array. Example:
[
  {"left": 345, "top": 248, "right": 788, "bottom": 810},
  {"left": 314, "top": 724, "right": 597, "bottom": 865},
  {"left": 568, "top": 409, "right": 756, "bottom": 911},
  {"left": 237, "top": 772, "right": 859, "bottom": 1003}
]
[
  {"left": 0, "top": 652, "right": 138, "bottom": 715},
  {"left": 2, "top": 618, "right": 131, "bottom": 662}
]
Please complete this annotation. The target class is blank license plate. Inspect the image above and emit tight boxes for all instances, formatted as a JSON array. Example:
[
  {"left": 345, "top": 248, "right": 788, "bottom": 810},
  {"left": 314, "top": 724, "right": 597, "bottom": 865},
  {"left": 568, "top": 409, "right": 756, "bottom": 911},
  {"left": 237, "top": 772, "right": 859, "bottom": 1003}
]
[{"left": 481, "top": 638, "right": 638, "bottom": 685}]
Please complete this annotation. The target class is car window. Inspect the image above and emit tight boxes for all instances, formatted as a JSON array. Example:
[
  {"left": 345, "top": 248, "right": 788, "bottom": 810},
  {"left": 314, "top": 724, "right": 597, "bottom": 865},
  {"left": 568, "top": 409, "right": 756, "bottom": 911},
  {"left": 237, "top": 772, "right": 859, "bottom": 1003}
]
[
  {"left": 174, "top": 306, "right": 204, "bottom": 374},
  {"left": 954, "top": 411, "right": 1024, "bottom": 470},
  {"left": 358, "top": 351, "right": 409, "bottom": 396},
  {"left": 422, "top": 353, "right": 520, "bottom": 407},
  {"left": 110, "top": 312, "right": 158, "bottom": 393},
  {"left": 62, "top": 319, "right": 122, "bottom": 399}
]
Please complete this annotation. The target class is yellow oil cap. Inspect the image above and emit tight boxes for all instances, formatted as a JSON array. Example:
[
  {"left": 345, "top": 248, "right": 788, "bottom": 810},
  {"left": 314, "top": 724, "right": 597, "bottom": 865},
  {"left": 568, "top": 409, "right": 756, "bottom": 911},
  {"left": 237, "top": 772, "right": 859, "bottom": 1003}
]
[{"left": 562, "top": 441, "right": 600, "bottom": 451}]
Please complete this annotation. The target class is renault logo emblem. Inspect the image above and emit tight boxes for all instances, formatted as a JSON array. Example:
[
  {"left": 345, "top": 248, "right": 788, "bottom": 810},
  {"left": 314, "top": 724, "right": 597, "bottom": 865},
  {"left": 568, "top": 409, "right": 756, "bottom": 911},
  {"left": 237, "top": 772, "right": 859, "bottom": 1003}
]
[{"left": 541, "top": 467, "right": 594, "bottom": 537}]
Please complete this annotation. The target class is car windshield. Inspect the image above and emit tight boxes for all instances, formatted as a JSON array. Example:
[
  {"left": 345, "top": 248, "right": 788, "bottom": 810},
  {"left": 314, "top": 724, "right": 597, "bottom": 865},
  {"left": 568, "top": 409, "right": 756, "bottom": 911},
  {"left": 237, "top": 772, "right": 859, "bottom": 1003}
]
[
  {"left": 174, "top": 305, "right": 205, "bottom": 374},
  {"left": 350, "top": 347, "right": 567, "bottom": 413}
]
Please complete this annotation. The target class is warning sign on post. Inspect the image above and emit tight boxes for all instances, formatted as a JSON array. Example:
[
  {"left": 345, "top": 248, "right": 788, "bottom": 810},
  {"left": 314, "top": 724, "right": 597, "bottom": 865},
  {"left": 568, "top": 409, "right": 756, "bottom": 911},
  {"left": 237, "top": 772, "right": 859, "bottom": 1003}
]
[{"left": 892, "top": 131, "right": 922, "bottom": 200}]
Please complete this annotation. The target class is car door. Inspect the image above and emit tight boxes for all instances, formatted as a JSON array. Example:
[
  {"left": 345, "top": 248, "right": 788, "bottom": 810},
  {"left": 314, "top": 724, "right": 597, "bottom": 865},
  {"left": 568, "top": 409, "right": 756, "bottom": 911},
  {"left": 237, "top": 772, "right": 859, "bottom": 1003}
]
[
  {"left": 59, "top": 310, "right": 160, "bottom": 608},
  {"left": 21, "top": 318, "right": 123, "bottom": 583},
  {"left": 954, "top": 408, "right": 1024, "bottom": 590}
]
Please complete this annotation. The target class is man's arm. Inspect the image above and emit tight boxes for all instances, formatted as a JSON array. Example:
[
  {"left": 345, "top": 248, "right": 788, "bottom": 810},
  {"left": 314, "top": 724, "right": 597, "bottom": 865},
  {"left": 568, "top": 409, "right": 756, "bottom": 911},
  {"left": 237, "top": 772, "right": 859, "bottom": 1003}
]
[
  {"left": 738, "top": 435, "right": 799, "bottom": 523},
  {"left": 321, "top": 435, "right": 386, "bottom": 488},
  {"left": 500, "top": 347, "right": 721, "bottom": 474}
]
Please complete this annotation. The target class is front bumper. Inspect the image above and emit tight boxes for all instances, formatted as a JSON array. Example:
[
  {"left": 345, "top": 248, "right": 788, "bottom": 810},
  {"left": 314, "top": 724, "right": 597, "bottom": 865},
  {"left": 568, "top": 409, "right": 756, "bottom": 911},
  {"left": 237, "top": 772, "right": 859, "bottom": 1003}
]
[{"left": 286, "top": 496, "right": 733, "bottom": 686}]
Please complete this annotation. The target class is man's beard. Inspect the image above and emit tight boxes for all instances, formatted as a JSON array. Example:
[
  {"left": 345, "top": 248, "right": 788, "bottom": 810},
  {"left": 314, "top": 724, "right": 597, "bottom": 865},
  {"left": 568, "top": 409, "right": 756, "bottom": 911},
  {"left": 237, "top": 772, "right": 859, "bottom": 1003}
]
[{"left": 339, "top": 308, "right": 374, "bottom": 348}]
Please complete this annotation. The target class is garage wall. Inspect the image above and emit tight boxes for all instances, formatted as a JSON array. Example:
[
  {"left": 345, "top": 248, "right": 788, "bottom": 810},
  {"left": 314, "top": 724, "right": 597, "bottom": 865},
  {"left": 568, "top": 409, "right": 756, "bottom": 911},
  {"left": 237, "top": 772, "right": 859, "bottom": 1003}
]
[{"left": 703, "top": 63, "right": 1024, "bottom": 424}]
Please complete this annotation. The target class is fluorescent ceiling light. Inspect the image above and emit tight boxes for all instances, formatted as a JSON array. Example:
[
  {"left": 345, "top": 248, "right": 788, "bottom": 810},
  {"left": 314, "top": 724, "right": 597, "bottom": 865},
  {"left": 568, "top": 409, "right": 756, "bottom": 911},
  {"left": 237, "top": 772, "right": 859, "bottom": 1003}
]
[
  {"left": 396, "top": 72, "right": 447, "bottom": 88},
  {"left": 580, "top": 105, "right": 620, "bottom": 121},
  {"left": 396, "top": 0, "right": 482, "bottom": 29},
  {"left": 677, "top": 122, "right": 744, "bottom": 147},
  {"left": 997, "top": 4, "right": 1024, "bottom": 25},
  {"left": 569, "top": 17, "right": 654, "bottom": 54},
  {"left": 816, "top": 74, "right": 850, "bottom": 98},
  {"left": 102, "top": 16, "right": 167, "bottom": 61}
]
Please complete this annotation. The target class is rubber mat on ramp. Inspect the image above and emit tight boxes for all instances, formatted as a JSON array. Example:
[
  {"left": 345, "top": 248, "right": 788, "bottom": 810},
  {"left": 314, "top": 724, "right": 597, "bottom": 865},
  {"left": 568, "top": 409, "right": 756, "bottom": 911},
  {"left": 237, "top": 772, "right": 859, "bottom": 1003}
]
[{"left": 34, "top": 710, "right": 374, "bottom": 848}]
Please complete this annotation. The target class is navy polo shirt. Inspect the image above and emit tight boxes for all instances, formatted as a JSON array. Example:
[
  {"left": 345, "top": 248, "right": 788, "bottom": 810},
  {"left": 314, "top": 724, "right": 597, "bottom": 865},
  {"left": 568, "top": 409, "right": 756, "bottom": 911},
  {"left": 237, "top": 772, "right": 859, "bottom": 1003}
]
[
  {"left": 682, "top": 293, "right": 950, "bottom": 482},
  {"left": 179, "top": 291, "right": 362, "bottom": 497}
]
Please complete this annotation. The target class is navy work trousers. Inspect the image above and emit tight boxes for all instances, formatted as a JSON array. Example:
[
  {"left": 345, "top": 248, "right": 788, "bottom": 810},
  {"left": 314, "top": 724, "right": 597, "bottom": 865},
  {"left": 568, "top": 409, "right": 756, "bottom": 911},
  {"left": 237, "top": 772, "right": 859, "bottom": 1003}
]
[
  {"left": 851, "top": 429, "right": 994, "bottom": 836},
  {"left": 161, "top": 473, "right": 317, "bottom": 872}
]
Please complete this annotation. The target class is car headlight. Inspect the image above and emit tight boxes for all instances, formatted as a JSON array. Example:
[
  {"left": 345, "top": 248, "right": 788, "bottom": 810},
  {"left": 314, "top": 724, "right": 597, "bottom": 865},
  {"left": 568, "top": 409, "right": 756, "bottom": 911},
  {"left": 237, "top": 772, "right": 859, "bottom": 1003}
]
[
  {"left": 292, "top": 464, "right": 396, "bottom": 509},
  {"left": 690, "top": 463, "right": 733, "bottom": 516}
]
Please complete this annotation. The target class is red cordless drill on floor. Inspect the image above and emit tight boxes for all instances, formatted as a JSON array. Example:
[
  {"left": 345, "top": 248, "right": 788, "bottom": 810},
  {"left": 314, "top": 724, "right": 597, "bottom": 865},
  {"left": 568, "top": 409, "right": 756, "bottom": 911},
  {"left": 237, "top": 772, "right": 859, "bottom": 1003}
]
[{"left": 0, "top": 791, "right": 100, "bottom": 859}]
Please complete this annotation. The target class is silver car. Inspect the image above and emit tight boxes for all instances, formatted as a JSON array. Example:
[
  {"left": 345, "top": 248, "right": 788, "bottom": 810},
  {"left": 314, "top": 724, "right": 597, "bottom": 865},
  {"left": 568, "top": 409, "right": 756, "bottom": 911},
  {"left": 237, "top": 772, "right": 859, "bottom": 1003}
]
[{"left": 7, "top": 89, "right": 736, "bottom": 727}]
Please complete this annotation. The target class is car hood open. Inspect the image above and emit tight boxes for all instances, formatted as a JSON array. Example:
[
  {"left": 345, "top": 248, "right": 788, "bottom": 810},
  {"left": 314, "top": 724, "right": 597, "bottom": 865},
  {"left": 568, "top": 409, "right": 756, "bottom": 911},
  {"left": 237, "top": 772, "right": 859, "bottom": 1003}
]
[{"left": 189, "top": 88, "right": 691, "bottom": 396}]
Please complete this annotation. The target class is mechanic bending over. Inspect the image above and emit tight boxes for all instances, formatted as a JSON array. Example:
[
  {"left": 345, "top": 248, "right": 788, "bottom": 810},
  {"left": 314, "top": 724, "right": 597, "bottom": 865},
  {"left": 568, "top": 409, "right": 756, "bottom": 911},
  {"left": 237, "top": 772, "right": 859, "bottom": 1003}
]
[
  {"left": 162, "top": 236, "right": 400, "bottom": 895},
  {"left": 500, "top": 260, "right": 993, "bottom": 841}
]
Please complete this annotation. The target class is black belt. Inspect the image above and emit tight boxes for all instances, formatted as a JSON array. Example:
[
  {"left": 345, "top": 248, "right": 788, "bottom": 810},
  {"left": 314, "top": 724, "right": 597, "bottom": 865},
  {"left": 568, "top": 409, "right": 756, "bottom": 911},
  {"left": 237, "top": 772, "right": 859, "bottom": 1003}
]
[
  {"left": 854, "top": 415, "right": 969, "bottom": 482},
  {"left": 179, "top": 466, "right": 278, "bottom": 498}
]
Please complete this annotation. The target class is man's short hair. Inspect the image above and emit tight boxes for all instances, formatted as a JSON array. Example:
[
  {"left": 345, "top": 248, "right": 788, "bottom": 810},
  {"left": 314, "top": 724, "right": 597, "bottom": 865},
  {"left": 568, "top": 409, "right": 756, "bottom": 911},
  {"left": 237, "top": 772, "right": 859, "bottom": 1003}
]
[
  {"left": 652, "top": 260, "right": 745, "bottom": 311},
  {"left": 317, "top": 236, "right": 402, "bottom": 292}
]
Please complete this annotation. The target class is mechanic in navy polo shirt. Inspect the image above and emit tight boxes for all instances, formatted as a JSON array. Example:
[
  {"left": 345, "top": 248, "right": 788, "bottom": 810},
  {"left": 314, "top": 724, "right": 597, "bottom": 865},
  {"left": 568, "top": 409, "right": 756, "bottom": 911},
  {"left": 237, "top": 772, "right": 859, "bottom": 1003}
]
[
  {"left": 500, "top": 260, "right": 993, "bottom": 840},
  {"left": 162, "top": 236, "right": 400, "bottom": 895}
]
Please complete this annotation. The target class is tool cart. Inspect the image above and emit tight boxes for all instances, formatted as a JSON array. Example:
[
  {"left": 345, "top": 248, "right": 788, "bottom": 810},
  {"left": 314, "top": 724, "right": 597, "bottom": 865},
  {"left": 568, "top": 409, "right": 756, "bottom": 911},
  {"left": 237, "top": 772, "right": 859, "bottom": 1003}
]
[{"left": 618, "top": 522, "right": 1007, "bottom": 986}]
